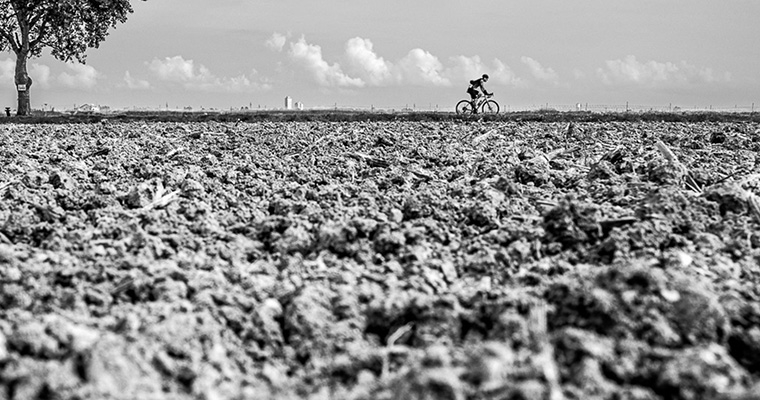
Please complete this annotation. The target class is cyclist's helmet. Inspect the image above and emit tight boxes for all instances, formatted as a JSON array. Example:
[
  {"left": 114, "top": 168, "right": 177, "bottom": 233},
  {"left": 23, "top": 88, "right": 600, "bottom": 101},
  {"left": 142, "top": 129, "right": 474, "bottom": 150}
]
[{"left": 482, "top": 74, "right": 489, "bottom": 80}]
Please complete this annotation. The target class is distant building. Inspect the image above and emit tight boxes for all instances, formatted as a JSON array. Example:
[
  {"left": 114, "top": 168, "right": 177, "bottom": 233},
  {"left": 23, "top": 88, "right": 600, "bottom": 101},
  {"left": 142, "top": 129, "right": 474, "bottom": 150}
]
[
  {"left": 295, "top": 101, "right": 304, "bottom": 111},
  {"left": 285, "top": 96, "right": 293, "bottom": 110},
  {"left": 75, "top": 104, "right": 100, "bottom": 112}
]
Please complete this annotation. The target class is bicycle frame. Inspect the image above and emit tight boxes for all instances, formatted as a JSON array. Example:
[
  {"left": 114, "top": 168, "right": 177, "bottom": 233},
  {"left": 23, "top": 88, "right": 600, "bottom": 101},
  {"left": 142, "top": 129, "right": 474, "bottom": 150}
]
[
  {"left": 456, "top": 93, "right": 499, "bottom": 115},
  {"left": 473, "top": 93, "right": 493, "bottom": 106}
]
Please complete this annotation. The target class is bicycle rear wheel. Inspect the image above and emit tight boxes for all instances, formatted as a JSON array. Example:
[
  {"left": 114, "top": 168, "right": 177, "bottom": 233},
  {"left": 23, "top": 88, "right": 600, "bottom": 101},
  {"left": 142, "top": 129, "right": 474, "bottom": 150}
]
[
  {"left": 456, "top": 100, "right": 474, "bottom": 115},
  {"left": 481, "top": 100, "right": 500, "bottom": 114}
]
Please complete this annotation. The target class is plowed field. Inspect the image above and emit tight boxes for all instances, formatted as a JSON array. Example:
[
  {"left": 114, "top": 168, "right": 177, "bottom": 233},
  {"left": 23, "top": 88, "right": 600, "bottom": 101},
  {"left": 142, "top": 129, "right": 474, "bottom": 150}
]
[{"left": 2, "top": 118, "right": 760, "bottom": 400}]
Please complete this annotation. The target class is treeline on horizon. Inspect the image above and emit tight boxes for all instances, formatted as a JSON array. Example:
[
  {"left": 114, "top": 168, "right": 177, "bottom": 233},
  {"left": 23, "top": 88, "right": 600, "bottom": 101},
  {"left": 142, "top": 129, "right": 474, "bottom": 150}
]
[{"left": 1, "top": 109, "right": 759, "bottom": 124}]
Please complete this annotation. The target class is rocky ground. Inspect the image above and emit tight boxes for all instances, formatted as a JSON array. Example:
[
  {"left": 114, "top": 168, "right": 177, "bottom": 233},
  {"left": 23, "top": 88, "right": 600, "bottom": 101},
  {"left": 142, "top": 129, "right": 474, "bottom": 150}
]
[{"left": 1, "top": 118, "right": 760, "bottom": 400}]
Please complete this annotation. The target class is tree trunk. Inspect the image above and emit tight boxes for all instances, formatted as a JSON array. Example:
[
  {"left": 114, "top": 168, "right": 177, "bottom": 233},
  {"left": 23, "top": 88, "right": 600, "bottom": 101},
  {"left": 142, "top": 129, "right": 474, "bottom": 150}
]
[{"left": 15, "top": 53, "right": 32, "bottom": 116}]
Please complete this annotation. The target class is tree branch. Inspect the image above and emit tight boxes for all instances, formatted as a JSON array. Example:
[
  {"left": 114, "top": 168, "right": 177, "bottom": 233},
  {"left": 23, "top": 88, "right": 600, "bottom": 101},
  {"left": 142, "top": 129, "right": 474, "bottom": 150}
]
[
  {"left": 0, "top": 23, "right": 19, "bottom": 51},
  {"left": 8, "top": 1, "right": 29, "bottom": 51},
  {"left": 0, "top": 3, "right": 21, "bottom": 52},
  {"left": 28, "top": 6, "right": 45, "bottom": 28},
  {"left": 29, "top": 15, "right": 50, "bottom": 50}
]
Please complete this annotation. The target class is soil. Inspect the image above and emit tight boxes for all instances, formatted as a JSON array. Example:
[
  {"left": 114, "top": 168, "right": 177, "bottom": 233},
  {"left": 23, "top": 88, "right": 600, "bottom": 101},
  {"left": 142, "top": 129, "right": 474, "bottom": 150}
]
[{"left": 1, "top": 118, "right": 760, "bottom": 400}]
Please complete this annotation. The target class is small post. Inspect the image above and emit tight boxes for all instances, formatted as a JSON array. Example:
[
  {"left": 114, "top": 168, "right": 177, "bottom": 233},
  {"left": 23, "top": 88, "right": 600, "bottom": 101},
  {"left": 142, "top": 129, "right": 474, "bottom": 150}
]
[{"left": 4, "top": 107, "right": 11, "bottom": 117}]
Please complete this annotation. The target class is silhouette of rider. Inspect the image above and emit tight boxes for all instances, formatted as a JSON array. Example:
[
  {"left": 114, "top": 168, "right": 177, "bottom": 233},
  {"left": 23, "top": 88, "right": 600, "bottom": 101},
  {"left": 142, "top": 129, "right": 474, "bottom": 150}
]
[{"left": 467, "top": 74, "right": 492, "bottom": 113}]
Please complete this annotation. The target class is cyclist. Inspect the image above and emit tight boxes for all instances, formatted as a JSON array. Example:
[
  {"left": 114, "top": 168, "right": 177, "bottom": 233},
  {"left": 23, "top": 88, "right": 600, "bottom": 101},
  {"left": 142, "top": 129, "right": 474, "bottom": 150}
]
[{"left": 467, "top": 74, "right": 492, "bottom": 113}]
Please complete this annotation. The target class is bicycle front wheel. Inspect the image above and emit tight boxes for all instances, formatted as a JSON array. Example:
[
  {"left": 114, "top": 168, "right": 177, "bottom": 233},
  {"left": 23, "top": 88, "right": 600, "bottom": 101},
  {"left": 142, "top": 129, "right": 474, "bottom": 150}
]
[
  {"left": 456, "top": 100, "right": 474, "bottom": 115},
  {"left": 481, "top": 100, "right": 500, "bottom": 114}
]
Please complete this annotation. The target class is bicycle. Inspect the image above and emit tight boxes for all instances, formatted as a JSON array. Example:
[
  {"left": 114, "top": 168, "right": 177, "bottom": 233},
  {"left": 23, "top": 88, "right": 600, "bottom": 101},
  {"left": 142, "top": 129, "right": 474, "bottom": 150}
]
[{"left": 456, "top": 93, "right": 500, "bottom": 115}]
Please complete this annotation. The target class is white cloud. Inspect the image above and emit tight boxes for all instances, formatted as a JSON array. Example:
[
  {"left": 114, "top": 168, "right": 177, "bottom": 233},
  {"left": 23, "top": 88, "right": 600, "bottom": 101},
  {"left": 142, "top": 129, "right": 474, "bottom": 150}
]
[
  {"left": 148, "top": 56, "right": 208, "bottom": 83},
  {"left": 444, "top": 55, "right": 488, "bottom": 82},
  {"left": 1, "top": 58, "right": 57, "bottom": 89},
  {"left": 491, "top": 59, "right": 524, "bottom": 87},
  {"left": 29, "top": 64, "right": 51, "bottom": 89},
  {"left": 345, "top": 37, "right": 393, "bottom": 86},
  {"left": 597, "top": 55, "right": 729, "bottom": 86},
  {"left": 396, "top": 48, "right": 450, "bottom": 86},
  {"left": 58, "top": 63, "right": 100, "bottom": 89},
  {"left": 123, "top": 71, "right": 151, "bottom": 90},
  {"left": 444, "top": 55, "right": 522, "bottom": 87},
  {"left": 520, "top": 56, "right": 559, "bottom": 84},
  {"left": 266, "top": 32, "right": 288, "bottom": 52},
  {"left": 288, "top": 36, "right": 364, "bottom": 88},
  {"left": 270, "top": 33, "right": 527, "bottom": 89},
  {"left": 0, "top": 58, "right": 14, "bottom": 83},
  {"left": 147, "top": 55, "right": 270, "bottom": 92}
]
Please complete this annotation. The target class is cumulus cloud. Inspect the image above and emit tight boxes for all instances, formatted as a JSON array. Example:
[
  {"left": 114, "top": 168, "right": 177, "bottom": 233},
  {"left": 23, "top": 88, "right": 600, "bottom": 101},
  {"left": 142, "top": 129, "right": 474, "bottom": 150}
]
[
  {"left": 444, "top": 55, "right": 488, "bottom": 82},
  {"left": 343, "top": 39, "right": 452, "bottom": 87},
  {"left": 29, "top": 64, "right": 51, "bottom": 89},
  {"left": 598, "top": 55, "right": 729, "bottom": 86},
  {"left": 1, "top": 59, "right": 50, "bottom": 89},
  {"left": 288, "top": 36, "right": 364, "bottom": 88},
  {"left": 445, "top": 55, "right": 522, "bottom": 86},
  {"left": 396, "top": 48, "right": 450, "bottom": 86},
  {"left": 58, "top": 63, "right": 100, "bottom": 89},
  {"left": 270, "top": 34, "right": 527, "bottom": 89},
  {"left": 266, "top": 32, "right": 288, "bottom": 52},
  {"left": 0, "top": 58, "right": 14, "bottom": 83},
  {"left": 148, "top": 55, "right": 270, "bottom": 92},
  {"left": 520, "top": 56, "right": 559, "bottom": 84},
  {"left": 345, "top": 37, "right": 393, "bottom": 85},
  {"left": 148, "top": 56, "right": 209, "bottom": 83},
  {"left": 123, "top": 71, "right": 151, "bottom": 90}
]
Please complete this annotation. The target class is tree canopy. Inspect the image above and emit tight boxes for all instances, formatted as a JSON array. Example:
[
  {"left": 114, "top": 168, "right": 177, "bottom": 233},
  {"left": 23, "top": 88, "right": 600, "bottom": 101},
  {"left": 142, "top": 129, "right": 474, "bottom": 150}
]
[
  {"left": 1, "top": 0, "right": 137, "bottom": 62},
  {"left": 1, "top": 0, "right": 142, "bottom": 114}
]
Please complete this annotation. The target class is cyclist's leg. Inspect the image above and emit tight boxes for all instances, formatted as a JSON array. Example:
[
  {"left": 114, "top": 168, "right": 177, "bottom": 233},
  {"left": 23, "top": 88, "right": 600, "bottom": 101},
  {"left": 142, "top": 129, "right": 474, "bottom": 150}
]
[
  {"left": 468, "top": 89, "right": 479, "bottom": 113},
  {"left": 468, "top": 88, "right": 477, "bottom": 105}
]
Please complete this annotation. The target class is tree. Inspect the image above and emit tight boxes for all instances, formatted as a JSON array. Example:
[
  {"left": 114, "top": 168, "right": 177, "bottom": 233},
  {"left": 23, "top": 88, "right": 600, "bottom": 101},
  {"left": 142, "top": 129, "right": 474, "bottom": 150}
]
[{"left": 1, "top": 0, "right": 142, "bottom": 115}]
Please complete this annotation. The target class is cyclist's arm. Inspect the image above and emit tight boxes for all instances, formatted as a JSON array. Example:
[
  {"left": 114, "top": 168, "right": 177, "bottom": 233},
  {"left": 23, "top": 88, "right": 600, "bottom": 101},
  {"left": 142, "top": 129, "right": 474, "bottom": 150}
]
[{"left": 481, "top": 83, "right": 492, "bottom": 95}]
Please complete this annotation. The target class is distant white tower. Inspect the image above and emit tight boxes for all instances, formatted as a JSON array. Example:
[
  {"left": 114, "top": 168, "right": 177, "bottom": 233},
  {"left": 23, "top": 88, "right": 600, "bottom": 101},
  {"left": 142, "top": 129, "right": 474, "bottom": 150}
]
[
  {"left": 295, "top": 101, "right": 304, "bottom": 111},
  {"left": 285, "top": 96, "right": 293, "bottom": 110}
]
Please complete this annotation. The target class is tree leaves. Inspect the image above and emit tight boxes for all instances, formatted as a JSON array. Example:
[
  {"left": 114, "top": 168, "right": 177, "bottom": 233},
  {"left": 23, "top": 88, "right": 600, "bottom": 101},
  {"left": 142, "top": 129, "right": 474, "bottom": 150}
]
[{"left": 0, "top": 0, "right": 136, "bottom": 61}]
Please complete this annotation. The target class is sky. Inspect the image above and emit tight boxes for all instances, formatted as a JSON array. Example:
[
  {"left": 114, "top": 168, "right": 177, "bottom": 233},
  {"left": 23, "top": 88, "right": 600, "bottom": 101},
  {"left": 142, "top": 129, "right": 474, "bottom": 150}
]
[{"left": 1, "top": 0, "right": 758, "bottom": 111}]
